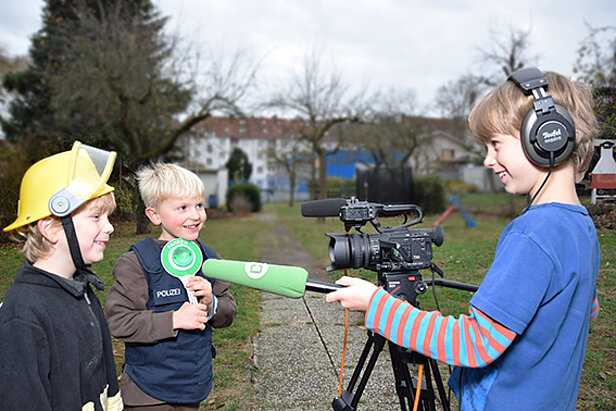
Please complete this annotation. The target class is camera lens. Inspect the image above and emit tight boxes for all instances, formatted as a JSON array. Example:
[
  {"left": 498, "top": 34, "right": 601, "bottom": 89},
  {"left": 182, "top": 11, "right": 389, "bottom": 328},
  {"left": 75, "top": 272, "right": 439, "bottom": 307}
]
[{"left": 327, "top": 234, "right": 351, "bottom": 271}]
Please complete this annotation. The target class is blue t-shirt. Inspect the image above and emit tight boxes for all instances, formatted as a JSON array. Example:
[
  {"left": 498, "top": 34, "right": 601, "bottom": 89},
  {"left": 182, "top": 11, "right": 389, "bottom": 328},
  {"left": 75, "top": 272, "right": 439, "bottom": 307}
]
[{"left": 450, "top": 203, "right": 600, "bottom": 410}]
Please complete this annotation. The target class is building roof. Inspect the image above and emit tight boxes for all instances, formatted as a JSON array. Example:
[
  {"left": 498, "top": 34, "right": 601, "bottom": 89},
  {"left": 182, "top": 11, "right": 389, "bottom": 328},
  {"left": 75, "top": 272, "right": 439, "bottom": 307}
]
[{"left": 196, "top": 115, "right": 459, "bottom": 141}]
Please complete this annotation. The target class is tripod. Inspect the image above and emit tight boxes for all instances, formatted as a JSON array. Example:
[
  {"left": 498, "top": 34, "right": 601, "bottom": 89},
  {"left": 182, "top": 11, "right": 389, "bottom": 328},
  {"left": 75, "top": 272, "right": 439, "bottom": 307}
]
[{"left": 332, "top": 270, "right": 478, "bottom": 411}]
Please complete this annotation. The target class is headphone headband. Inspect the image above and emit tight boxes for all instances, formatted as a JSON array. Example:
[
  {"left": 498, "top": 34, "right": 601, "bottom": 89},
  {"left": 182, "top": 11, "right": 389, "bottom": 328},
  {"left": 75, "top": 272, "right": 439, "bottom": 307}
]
[{"left": 508, "top": 67, "right": 548, "bottom": 95}]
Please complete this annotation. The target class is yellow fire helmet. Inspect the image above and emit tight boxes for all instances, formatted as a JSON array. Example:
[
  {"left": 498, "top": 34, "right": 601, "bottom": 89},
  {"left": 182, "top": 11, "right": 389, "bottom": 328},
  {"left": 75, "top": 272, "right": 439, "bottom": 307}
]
[{"left": 3, "top": 141, "right": 117, "bottom": 232}]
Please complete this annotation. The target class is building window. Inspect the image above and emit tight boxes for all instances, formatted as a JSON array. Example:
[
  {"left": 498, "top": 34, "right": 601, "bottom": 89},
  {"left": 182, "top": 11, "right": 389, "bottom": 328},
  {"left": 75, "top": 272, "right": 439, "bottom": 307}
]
[
  {"left": 231, "top": 138, "right": 238, "bottom": 145},
  {"left": 207, "top": 144, "right": 213, "bottom": 153},
  {"left": 442, "top": 149, "right": 454, "bottom": 160},
  {"left": 257, "top": 166, "right": 263, "bottom": 174}
]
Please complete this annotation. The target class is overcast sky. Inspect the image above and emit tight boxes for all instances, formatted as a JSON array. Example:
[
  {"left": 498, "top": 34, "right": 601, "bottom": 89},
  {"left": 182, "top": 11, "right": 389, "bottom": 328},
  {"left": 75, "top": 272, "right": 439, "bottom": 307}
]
[{"left": 1, "top": 0, "right": 615, "bottom": 115}]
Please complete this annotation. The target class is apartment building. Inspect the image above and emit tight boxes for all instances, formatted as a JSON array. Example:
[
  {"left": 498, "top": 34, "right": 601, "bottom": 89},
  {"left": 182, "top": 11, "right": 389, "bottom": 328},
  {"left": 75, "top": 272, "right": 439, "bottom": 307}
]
[{"left": 182, "top": 115, "right": 488, "bottom": 206}]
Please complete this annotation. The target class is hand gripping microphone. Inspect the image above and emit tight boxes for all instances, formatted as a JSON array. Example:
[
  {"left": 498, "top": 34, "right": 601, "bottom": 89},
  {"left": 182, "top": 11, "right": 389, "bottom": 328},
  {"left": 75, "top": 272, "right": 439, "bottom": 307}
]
[{"left": 201, "top": 259, "right": 341, "bottom": 298}]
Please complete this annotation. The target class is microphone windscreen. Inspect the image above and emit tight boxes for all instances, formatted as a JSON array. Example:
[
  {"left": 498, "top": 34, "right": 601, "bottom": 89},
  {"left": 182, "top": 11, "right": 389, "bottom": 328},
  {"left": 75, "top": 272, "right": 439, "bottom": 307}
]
[
  {"left": 202, "top": 259, "right": 309, "bottom": 298},
  {"left": 301, "top": 198, "right": 346, "bottom": 217}
]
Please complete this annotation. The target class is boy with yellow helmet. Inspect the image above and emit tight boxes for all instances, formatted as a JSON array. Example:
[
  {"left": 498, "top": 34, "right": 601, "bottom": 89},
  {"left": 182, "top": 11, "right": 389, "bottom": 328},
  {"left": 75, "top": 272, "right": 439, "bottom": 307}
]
[{"left": 0, "top": 141, "right": 123, "bottom": 410}]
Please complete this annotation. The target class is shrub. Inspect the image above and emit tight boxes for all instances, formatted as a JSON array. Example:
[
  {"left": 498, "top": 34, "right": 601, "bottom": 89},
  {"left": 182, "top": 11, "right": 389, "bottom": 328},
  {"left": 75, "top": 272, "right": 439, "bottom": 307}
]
[
  {"left": 229, "top": 194, "right": 252, "bottom": 216},
  {"left": 444, "top": 180, "right": 478, "bottom": 193},
  {"left": 413, "top": 174, "right": 446, "bottom": 215},
  {"left": 227, "top": 183, "right": 262, "bottom": 213},
  {"left": 0, "top": 143, "right": 38, "bottom": 243},
  {"left": 587, "top": 203, "right": 616, "bottom": 230}
]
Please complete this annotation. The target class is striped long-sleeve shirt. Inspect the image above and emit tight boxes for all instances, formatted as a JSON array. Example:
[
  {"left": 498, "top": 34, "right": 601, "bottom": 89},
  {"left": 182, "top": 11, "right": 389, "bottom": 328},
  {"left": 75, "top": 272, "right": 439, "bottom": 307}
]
[
  {"left": 590, "top": 296, "right": 600, "bottom": 323},
  {"left": 366, "top": 287, "right": 516, "bottom": 368},
  {"left": 366, "top": 288, "right": 600, "bottom": 368}
]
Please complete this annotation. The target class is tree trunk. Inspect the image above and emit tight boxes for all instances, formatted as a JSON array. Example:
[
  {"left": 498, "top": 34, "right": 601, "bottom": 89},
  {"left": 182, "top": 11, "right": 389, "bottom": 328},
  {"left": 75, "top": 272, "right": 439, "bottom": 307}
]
[
  {"left": 135, "top": 195, "right": 151, "bottom": 235},
  {"left": 288, "top": 168, "right": 296, "bottom": 207},
  {"left": 318, "top": 149, "right": 328, "bottom": 199}
]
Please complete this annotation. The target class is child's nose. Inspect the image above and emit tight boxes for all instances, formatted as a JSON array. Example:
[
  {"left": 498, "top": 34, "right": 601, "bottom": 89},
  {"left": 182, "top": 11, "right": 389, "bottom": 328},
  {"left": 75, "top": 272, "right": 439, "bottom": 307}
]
[
  {"left": 189, "top": 207, "right": 201, "bottom": 219},
  {"left": 103, "top": 215, "right": 114, "bottom": 234},
  {"left": 483, "top": 150, "right": 496, "bottom": 168}
]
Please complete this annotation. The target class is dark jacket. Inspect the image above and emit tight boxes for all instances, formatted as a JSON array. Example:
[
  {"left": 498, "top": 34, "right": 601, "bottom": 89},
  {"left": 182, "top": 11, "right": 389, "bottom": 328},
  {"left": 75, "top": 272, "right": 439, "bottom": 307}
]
[
  {"left": 106, "top": 238, "right": 237, "bottom": 406},
  {"left": 124, "top": 238, "right": 215, "bottom": 403},
  {"left": 0, "top": 261, "right": 122, "bottom": 411}
]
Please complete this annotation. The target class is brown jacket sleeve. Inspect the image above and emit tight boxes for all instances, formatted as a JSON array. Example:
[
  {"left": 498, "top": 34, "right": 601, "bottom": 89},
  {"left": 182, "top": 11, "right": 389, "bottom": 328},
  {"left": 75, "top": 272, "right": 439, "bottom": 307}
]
[
  {"left": 105, "top": 249, "right": 237, "bottom": 342},
  {"left": 209, "top": 278, "right": 237, "bottom": 329},
  {"left": 105, "top": 251, "right": 177, "bottom": 344}
]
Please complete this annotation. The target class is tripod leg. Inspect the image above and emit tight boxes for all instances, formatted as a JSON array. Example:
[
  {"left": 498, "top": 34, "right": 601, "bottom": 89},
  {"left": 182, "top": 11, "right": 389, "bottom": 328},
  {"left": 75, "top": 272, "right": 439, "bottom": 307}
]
[
  {"left": 387, "top": 341, "right": 415, "bottom": 411},
  {"left": 332, "top": 331, "right": 386, "bottom": 411},
  {"left": 390, "top": 345, "right": 454, "bottom": 411},
  {"left": 427, "top": 358, "right": 451, "bottom": 411}
]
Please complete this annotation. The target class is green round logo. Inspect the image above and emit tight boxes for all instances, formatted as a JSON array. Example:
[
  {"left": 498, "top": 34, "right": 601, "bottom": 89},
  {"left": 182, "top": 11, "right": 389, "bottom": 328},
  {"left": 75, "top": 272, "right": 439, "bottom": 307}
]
[{"left": 161, "top": 238, "right": 203, "bottom": 277}]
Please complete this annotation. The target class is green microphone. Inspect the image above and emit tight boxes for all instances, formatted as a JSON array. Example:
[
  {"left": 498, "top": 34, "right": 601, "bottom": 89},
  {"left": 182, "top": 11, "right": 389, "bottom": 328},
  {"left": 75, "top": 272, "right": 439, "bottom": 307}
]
[{"left": 201, "top": 259, "right": 341, "bottom": 298}]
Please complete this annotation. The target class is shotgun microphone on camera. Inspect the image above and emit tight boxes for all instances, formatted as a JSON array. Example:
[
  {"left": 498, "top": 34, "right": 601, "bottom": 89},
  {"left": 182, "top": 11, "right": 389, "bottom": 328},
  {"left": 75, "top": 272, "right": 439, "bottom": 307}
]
[{"left": 300, "top": 198, "right": 347, "bottom": 217}]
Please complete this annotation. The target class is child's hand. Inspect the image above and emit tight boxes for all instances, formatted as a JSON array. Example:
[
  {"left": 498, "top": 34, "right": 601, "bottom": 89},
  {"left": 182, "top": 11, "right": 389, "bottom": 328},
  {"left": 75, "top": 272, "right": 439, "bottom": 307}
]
[
  {"left": 325, "top": 276, "right": 378, "bottom": 312},
  {"left": 187, "top": 276, "right": 213, "bottom": 308},
  {"left": 173, "top": 302, "right": 210, "bottom": 331}
]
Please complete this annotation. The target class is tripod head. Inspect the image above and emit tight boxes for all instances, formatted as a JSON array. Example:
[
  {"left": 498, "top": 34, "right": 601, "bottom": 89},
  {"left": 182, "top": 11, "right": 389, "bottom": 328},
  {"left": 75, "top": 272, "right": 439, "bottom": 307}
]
[{"left": 380, "top": 263, "right": 478, "bottom": 307}]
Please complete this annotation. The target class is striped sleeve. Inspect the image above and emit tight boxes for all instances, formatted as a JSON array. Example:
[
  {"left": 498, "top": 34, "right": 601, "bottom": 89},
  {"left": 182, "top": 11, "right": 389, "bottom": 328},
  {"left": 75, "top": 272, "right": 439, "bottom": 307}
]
[
  {"left": 365, "top": 288, "right": 516, "bottom": 368},
  {"left": 589, "top": 296, "right": 599, "bottom": 324}
]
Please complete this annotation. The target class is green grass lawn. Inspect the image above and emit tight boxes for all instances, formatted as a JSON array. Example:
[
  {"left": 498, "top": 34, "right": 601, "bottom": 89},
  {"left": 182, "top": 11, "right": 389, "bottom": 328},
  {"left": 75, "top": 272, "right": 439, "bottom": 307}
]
[{"left": 0, "top": 194, "right": 614, "bottom": 410}]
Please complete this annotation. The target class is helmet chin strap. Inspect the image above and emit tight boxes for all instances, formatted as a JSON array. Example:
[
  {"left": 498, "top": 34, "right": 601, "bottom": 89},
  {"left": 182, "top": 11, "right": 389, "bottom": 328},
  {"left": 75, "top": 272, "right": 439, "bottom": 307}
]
[
  {"left": 60, "top": 215, "right": 87, "bottom": 270},
  {"left": 60, "top": 215, "right": 106, "bottom": 291}
]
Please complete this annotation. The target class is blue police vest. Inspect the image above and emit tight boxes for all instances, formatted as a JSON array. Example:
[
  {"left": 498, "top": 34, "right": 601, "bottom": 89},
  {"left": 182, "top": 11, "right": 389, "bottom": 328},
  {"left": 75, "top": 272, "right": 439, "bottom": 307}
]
[{"left": 124, "top": 237, "right": 218, "bottom": 403}]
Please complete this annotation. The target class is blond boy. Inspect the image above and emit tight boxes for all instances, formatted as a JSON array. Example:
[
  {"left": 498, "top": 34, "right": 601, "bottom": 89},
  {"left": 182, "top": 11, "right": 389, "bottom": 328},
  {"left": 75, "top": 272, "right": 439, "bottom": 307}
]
[{"left": 106, "top": 163, "right": 237, "bottom": 410}]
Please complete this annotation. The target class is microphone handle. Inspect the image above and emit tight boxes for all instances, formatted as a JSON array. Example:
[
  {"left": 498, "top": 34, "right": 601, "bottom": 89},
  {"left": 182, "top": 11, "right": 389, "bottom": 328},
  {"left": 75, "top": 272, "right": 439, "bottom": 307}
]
[{"left": 305, "top": 279, "right": 342, "bottom": 294}]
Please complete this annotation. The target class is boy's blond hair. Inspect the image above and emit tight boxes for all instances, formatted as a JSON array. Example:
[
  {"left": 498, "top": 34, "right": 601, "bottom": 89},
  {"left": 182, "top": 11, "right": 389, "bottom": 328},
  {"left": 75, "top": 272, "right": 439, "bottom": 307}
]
[
  {"left": 468, "top": 71, "right": 600, "bottom": 181},
  {"left": 10, "top": 193, "right": 116, "bottom": 263},
  {"left": 136, "top": 163, "right": 205, "bottom": 208}
]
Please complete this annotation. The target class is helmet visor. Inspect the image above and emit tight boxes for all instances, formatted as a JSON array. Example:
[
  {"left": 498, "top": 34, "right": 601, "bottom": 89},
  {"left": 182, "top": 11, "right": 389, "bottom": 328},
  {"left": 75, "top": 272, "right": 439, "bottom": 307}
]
[
  {"left": 69, "top": 142, "right": 116, "bottom": 197},
  {"left": 50, "top": 141, "right": 117, "bottom": 217}
]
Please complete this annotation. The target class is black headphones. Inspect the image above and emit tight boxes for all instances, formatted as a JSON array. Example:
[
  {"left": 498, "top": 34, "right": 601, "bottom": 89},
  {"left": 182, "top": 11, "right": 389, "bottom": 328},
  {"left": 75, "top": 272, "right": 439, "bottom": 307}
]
[{"left": 507, "top": 67, "right": 576, "bottom": 167}]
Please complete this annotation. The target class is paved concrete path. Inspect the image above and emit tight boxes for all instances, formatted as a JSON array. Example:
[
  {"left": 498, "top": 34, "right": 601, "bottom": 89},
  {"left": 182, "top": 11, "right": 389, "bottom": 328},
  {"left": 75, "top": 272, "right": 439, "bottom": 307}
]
[{"left": 251, "top": 212, "right": 404, "bottom": 410}]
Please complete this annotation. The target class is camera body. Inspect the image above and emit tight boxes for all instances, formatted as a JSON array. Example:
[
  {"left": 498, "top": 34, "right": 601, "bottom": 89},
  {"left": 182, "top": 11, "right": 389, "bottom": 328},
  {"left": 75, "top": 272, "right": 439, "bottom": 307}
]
[
  {"left": 326, "top": 225, "right": 443, "bottom": 273},
  {"left": 312, "top": 198, "right": 443, "bottom": 275}
]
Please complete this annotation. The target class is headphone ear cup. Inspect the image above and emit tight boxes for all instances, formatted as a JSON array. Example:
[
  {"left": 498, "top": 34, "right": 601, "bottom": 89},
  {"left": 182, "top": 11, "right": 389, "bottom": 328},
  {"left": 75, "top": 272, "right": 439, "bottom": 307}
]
[{"left": 520, "top": 104, "right": 575, "bottom": 167}]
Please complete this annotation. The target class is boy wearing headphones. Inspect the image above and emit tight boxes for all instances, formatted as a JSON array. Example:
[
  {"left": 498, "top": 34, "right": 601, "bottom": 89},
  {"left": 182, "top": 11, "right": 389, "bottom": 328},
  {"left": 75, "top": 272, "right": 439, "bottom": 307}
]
[
  {"left": 0, "top": 142, "right": 122, "bottom": 410},
  {"left": 326, "top": 68, "right": 600, "bottom": 410}
]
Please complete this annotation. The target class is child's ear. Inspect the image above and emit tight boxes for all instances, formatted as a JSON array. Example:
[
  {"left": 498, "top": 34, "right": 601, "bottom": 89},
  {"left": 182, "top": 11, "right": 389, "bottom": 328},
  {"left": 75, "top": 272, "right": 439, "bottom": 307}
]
[
  {"left": 145, "top": 207, "right": 162, "bottom": 226},
  {"left": 37, "top": 217, "right": 60, "bottom": 244}
]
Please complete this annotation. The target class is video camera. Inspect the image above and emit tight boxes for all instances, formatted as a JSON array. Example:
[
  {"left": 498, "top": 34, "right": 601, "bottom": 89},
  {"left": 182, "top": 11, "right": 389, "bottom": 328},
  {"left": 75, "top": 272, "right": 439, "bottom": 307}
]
[{"left": 301, "top": 198, "right": 443, "bottom": 300}]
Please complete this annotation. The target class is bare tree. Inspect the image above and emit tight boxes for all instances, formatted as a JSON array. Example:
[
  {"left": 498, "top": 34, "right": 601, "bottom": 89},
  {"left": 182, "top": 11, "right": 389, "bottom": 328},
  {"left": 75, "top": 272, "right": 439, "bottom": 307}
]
[
  {"left": 476, "top": 26, "right": 538, "bottom": 85},
  {"left": 267, "top": 131, "right": 312, "bottom": 206},
  {"left": 345, "top": 89, "right": 428, "bottom": 168},
  {"left": 573, "top": 23, "right": 616, "bottom": 141},
  {"left": 434, "top": 74, "right": 486, "bottom": 157},
  {"left": 267, "top": 50, "right": 365, "bottom": 200},
  {"left": 574, "top": 24, "right": 616, "bottom": 85}
]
